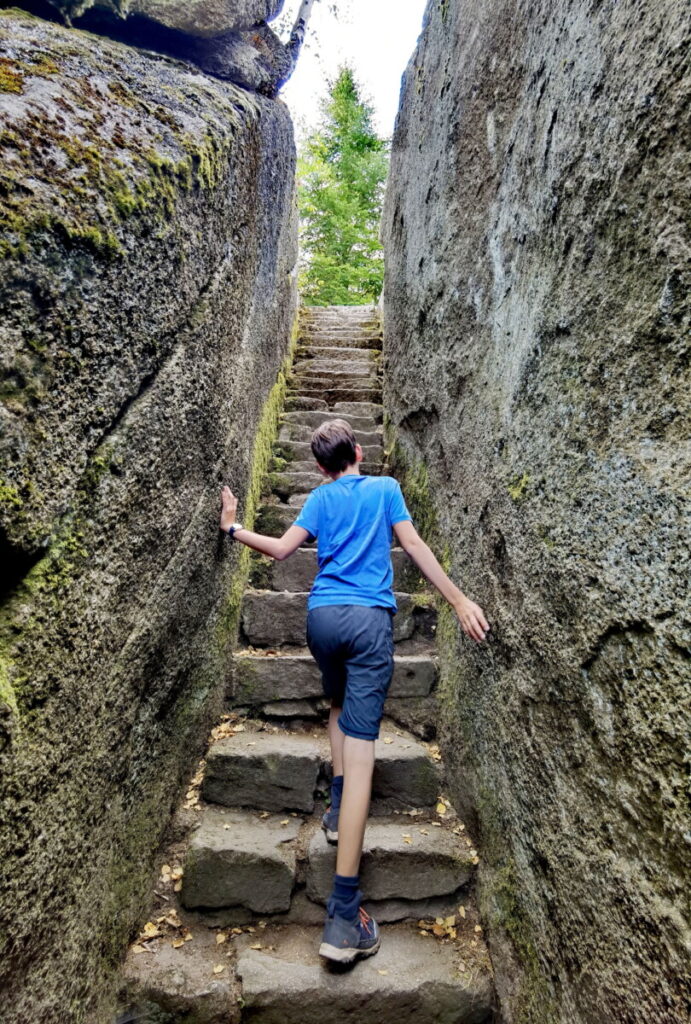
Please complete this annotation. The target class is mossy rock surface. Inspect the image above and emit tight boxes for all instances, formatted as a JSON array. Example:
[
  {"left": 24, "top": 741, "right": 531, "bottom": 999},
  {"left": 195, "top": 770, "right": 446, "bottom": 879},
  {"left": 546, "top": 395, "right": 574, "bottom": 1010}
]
[
  {"left": 0, "top": 10, "right": 297, "bottom": 1023},
  {"left": 382, "top": 0, "right": 691, "bottom": 1020}
]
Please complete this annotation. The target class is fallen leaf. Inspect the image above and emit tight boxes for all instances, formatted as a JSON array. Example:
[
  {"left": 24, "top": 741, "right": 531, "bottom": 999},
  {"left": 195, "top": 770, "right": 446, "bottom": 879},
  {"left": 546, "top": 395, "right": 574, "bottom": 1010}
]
[
  {"left": 259, "top": 812, "right": 270, "bottom": 819},
  {"left": 472, "top": 856, "right": 480, "bottom": 864},
  {"left": 383, "top": 737, "right": 393, "bottom": 744},
  {"left": 419, "top": 828, "right": 429, "bottom": 835},
  {"left": 280, "top": 819, "right": 290, "bottom": 826},
  {"left": 212, "top": 964, "right": 225, "bottom": 974},
  {"left": 141, "top": 922, "right": 162, "bottom": 939},
  {"left": 160, "top": 864, "right": 172, "bottom": 876},
  {"left": 432, "top": 924, "right": 445, "bottom": 936},
  {"left": 444, "top": 915, "right": 456, "bottom": 927},
  {"left": 231, "top": 928, "right": 243, "bottom": 935},
  {"left": 173, "top": 881, "right": 182, "bottom": 892},
  {"left": 458, "top": 905, "right": 466, "bottom": 919},
  {"left": 403, "top": 837, "right": 412, "bottom": 845},
  {"left": 171, "top": 939, "right": 184, "bottom": 949},
  {"left": 377, "top": 969, "right": 389, "bottom": 975},
  {"left": 250, "top": 942, "right": 263, "bottom": 950},
  {"left": 436, "top": 802, "right": 447, "bottom": 815},
  {"left": 474, "top": 925, "right": 483, "bottom": 933},
  {"left": 234, "top": 724, "right": 246, "bottom": 733},
  {"left": 170, "top": 867, "right": 184, "bottom": 880},
  {"left": 216, "top": 932, "right": 227, "bottom": 945},
  {"left": 130, "top": 944, "right": 146, "bottom": 955}
]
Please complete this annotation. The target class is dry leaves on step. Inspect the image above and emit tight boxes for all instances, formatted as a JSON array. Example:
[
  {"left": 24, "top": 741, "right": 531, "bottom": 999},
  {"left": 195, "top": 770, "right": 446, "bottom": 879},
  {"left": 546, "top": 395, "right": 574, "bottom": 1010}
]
[
  {"left": 212, "top": 964, "right": 225, "bottom": 975},
  {"left": 458, "top": 905, "right": 466, "bottom": 919},
  {"left": 418, "top": 915, "right": 458, "bottom": 941},
  {"left": 216, "top": 932, "right": 227, "bottom": 945},
  {"left": 436, "top": 801, "right": 447, "bottom": 816},
  {"left": 428, "top": 744, "right": 442, "bottom": 762},
  {"left": 383, "top": 737, "right": 393, "bottom": 744}
]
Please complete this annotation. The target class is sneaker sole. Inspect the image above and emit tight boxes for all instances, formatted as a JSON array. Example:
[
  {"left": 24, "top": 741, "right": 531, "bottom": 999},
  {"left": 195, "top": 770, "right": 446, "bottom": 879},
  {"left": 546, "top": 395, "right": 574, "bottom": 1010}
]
[{"left": 319, "top": 936, "right": 381, "bottom": 963}]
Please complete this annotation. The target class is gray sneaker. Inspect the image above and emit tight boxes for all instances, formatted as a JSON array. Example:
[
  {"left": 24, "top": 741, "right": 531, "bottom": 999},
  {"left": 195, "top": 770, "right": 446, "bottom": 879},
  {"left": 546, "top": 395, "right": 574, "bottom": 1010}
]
[
  {"left": 321, "top": 806, "right": 339, "bottom": 843},
  {"left": 319, "top": 907, "right": 381, "bottom": 963}
]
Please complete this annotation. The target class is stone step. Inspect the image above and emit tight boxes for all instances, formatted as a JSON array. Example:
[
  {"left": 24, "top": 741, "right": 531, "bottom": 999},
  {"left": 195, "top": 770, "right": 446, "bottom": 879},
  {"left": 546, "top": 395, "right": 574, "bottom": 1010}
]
[
  {"left": 306, "top": 820, "right": 474, "bottom": 906},
  {"left": 180, "top": 807, "right": 300, "bottom": 914},
  {"left": 203, "top": 732, "right": 321, "bottom": 812},
  {"left": 255, "top": 503, "right": 312, "bottom": 538},
  {"left": 296, "top": 345, "right": 378, "bottom": 363},
  {"left": 292, "top": 389, "right": 383, "bottom": 407},
  {"left": 236, "top": 924, "right": 494, "bottom": 1024},
  {"left": 232, "top": 649, "right": 437, "bottom": 704},
  {"left": 269, "top": 472, "right": 326, "bottom": 499},
  {"left": 279, "top": 422, "right": 383, "bottom": 445},
  {"left": 281, "top": 460, "right": 384, "bottom": 477},
  {"left": 292, "top": 372, "right": 380, "bottom": 388},
  {"left": 333, "top": 400, "right": 384, "bottom": 421},
  {"left": 281, "top": 410, "right": 380, "bottom": 432},
  {"left": 284, "top": 395, "right": 329, "bottom": 412},
  {"left": 293, "top": 360, "right": 375, "bottom": 378},
  {"left": 201, "top": 728, "right": 440, "bottom": 817},
  {"left": 275, "top": 438, "right": 382, "bottom": 461},
  {"left": 265, "top": 546, "right": 418, "bottom": 593},
  {"left": 298, "top": 334, "right": 381, "bottom": 349},
  {"left": 240, "top": 592, "right": 436, "bottom": 647}
]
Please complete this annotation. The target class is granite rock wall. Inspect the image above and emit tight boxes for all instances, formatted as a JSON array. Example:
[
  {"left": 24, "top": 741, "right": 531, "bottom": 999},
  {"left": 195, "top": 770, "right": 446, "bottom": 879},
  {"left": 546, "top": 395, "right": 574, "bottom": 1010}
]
[
  {"left": 0, "top": 9, "right": 296, "bottom": 1021},
  {"left": 382, "top": 1, "right": 690, "bottom": 1021}
]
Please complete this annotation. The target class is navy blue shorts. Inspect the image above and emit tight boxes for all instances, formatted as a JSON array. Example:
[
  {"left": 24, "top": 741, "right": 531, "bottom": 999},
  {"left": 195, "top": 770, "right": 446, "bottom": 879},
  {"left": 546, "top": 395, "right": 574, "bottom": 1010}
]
[{"left": 306, "top": 604, "right": 395, "bottom": 741}]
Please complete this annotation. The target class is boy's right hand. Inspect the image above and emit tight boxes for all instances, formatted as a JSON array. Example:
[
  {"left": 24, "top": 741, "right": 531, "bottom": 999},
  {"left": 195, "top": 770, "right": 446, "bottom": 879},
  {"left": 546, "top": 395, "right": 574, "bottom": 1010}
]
[{"left": 454, "top": 596, "right": 490, "bottom": 643}]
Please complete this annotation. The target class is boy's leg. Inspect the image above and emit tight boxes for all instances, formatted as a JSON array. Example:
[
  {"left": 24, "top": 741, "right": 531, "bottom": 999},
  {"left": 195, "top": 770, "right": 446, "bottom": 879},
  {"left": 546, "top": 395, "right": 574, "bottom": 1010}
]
[
  {"left": 336, "top": 735, "right": 374, "bottom": 876},
  {"left": 328, "top": 704, "right": 345, "bottom": 776}
]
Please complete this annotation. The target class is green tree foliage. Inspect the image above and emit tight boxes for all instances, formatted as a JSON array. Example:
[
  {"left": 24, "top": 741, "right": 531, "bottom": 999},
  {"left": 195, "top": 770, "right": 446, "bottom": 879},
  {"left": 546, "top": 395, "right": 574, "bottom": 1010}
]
[{"left": 298, "top": 66, "right": 388, "bottom": 305}]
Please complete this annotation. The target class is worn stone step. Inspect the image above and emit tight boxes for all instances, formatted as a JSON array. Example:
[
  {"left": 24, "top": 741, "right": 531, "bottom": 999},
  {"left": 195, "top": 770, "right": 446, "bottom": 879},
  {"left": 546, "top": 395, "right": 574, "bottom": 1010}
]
[
  {"left": 255, "top": 503, "right": 312, "bottom": 538},
  {"left": 203, "top": 732, "right": 321, "bottom": 812},
  {"left": 332, "top": 400, "right": 384, "bottom": 421},
  {"left": 306, "top": 821, "right": 473, "bottom": 906},
  {"left": 240, "top": 591, "right": 435, "bottom": 647},
  {"left": 274, "top": 442, "right": 384, "bottom": 467},
  {"left": 265, "top": 546, "right": 418, "bottom": 592},
  {"left": 232, "top": 649, "right": 437, "bottom": 705},
  {"left": 236, "top": 924, "right": 494, "bottom": 1024},
  {"left": 180, "top": 808, "right": 300, "bottom": 913},
  {"left": 284, "top": 395, "right": 329, "bottom": 412},
  {"left": 281, "top": 410, "right": 380, "bottom": 432},
  {"left": 290, "top": 386, "right": 381, "bottom": 406},
  {"left": 293, "top": 360, "right": 375, "bottom": 378},
  {"left": 292, "top": 374, "right": 380, "bottom": 391},
  {"left": 296, "top": 345, "right": 378, "bottom": 362},
  {"left": 270, "top": 472, "right": 326, "bottom": 499},
  {"left": 279, "top": 422, "right": 383, "bottom": 445},
  {"left": 281, "top": 461, "right": 384, "bottom": 477},
  {"left": 298, "top": 334, "right": 381, "bottom": 349}
]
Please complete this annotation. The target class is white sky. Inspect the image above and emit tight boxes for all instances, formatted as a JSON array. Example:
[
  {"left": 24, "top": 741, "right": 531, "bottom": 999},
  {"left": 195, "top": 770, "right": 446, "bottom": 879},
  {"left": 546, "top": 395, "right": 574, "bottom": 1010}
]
[{"left": 277, "top": 0, "right": 429, "bottom": 141}]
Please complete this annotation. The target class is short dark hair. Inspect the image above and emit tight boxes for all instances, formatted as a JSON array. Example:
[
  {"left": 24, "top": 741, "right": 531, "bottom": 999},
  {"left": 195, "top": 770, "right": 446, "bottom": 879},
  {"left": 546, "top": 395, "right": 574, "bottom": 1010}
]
[{"left": 311, "top": 419, "right": 358, "bottom": 473}]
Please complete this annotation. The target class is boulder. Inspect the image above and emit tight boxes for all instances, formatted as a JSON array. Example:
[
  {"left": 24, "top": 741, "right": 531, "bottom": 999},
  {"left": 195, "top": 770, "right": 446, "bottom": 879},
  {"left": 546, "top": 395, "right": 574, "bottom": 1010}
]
[{"left": 383, "top": 0, "right": 691, "bottom": 1019}]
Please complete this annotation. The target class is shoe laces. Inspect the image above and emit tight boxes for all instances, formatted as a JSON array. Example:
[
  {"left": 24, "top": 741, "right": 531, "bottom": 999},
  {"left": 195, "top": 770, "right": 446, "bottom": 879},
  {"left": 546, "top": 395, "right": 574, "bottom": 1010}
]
[{"left": 358, "top": 907, "right": 373, "bottom": 936}]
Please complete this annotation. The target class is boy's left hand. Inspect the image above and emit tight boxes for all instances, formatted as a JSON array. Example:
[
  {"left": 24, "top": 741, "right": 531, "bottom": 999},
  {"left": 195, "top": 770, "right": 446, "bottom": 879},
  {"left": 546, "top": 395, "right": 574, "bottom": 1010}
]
[
  {"left": 455, "top": 596, "right": 490, "bottom": 643},
  {"left": 220, "top": 486, "right": 238, "bottom": 532}
]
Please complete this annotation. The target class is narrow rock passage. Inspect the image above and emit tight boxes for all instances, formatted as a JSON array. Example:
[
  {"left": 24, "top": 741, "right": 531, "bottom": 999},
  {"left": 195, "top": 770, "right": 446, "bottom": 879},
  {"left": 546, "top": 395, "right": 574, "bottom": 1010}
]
[{"left": 118, "top": 307, "right": 496, "bottom": 1023}]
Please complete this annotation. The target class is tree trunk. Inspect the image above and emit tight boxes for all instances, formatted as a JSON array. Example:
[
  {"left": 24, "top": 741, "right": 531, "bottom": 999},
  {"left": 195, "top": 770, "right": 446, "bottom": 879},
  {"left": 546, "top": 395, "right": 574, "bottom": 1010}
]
[{"left": 277, "top": 0, "right": 319, "bottom": 88}]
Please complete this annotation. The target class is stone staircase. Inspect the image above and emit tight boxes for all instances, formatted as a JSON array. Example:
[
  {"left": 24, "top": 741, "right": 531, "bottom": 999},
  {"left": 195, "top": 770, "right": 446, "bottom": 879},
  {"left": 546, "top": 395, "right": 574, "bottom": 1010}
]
[{"left": 117, "top": 307, "right": 496, "bottom": 1024}]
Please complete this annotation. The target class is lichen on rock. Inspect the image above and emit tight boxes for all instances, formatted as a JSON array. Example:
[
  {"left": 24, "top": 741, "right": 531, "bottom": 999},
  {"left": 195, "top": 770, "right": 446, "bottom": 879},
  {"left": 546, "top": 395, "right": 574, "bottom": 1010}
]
[
  {"left": 0, "top": 9, "right": 297, "bottom": 1022},
  {"left": 383, "top": 0, "right": 691, "bottom": 1021}
]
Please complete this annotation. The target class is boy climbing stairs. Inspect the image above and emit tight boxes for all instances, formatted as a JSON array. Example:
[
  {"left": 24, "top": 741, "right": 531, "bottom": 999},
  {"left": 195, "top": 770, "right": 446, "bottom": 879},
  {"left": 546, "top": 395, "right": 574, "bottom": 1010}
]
[{"left": 117, "top": 307, "right": 496, "bottom": 1023}]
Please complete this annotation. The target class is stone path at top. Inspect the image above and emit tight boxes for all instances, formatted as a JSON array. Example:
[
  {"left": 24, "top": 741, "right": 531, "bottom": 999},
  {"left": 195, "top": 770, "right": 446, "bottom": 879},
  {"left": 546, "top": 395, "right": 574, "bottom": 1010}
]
[{"left": 117, "top": 307, "right": 496, "bottom": 1024}]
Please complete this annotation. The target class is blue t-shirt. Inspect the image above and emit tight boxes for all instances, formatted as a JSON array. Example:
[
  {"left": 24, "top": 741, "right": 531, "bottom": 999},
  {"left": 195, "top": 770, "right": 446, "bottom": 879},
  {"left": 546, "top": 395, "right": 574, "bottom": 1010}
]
[{"left": 293, "top": 474, "right": 412, "bottom": 611}]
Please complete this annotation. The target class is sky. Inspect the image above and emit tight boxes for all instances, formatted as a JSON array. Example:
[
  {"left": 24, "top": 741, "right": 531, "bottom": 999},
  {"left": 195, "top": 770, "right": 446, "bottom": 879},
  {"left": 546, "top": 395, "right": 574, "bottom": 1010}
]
[{"left": 277, "top": 0, "right": 429, "bottom": 141}]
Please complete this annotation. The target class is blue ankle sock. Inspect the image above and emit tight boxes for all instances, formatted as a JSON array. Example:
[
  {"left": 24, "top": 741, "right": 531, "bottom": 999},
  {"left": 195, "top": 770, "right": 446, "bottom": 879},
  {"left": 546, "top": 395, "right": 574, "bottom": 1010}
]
[
  {"left": 327, "top": 873, "right": 361, "bottom": 922},
  {"left": 330, "top": 774, "right": 343, "bottom": 812}
]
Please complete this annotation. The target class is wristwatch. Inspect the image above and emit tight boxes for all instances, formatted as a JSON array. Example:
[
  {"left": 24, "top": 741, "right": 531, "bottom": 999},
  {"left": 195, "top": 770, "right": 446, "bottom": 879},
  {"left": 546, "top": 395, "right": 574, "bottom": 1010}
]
[{"left": 226, "top": 522, "right": 244, "bottom": 539}]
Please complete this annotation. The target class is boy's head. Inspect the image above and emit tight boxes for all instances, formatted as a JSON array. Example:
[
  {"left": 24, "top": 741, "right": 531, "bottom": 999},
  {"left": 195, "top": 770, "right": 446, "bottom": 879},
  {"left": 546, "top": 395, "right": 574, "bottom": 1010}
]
[{"left": 311, "top": 418, "right": 360, "bottom": 474}]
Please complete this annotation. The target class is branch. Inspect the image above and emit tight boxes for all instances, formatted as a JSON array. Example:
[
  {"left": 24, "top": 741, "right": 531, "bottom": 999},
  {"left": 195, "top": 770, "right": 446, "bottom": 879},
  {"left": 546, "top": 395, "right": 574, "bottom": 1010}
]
[{"left": 277, "top": 0, "right": 319, "bottom": 87}]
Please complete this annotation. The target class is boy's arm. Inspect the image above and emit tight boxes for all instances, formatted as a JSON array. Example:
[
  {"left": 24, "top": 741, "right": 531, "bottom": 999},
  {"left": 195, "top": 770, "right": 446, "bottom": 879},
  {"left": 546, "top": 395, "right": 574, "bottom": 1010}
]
[
  {"left": 219, "top": 485, "right": 309, "bottom": 561},
  {"left": 393, "top": 519, "right": 489, "bottom": 643}
]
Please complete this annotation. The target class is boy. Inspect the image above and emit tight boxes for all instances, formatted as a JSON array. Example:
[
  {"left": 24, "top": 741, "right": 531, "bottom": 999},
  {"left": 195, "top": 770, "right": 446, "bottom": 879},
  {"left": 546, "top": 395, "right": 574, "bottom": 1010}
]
[{"left": 220, "top": 419, "right": 489, "bottom": 964}]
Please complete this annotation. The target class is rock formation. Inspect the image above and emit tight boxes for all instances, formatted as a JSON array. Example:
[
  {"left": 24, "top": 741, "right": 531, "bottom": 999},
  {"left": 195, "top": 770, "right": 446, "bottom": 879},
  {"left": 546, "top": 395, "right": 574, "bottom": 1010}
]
[
  {"left": 4, "top": 0, "right": 305, "bottom": 95},
  {"left": 383, "top": 1, "right": 690, "bottom": 1022},
  {"left": 0, "top": 7, "right": 296, "bottom": 1020}
]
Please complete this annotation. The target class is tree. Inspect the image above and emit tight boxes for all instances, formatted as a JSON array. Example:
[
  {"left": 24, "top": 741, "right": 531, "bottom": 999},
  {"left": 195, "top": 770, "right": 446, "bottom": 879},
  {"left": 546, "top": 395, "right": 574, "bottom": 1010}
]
[{"left": 297, "top": 66, "right": 388, "bottom": 305}]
